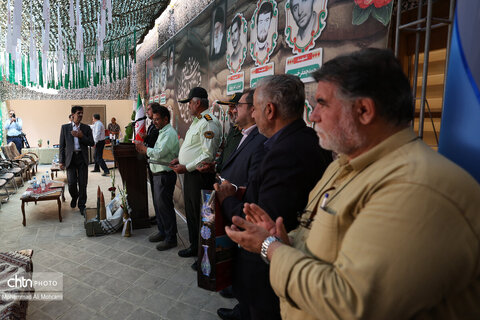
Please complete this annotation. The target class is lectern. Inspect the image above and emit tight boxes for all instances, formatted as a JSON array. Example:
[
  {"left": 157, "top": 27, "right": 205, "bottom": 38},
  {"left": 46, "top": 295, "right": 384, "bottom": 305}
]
[{"left": 113, "top": 143, "right": 150, "bottom": 229}]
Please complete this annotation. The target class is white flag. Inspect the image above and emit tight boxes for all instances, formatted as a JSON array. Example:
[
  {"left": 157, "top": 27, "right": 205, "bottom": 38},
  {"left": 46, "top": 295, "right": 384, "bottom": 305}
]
[
  {"left": 107, "top": 0, "right": 112, "bottom": 24},
  {"left": 15, "top": 39, "right": 22, "bottom": 83},
  {"left": 43, "top": 0, "right": 50, "bottom": 53},
  {"left": 6, "top": 0, "right": 13, "bottom": 55},
  {"left": 69, "top": 0, "right": 75, "bottom": 29},
  {"left": 12, "top": 0, "right": 23, "bottom": 44},
  {"left": 101, "top": 0, "right": 106, "bottom": 41},
  {"left": 29, "top": 2, "right": 37, "bottom": 84},
  {"left": 57, "top": 5, "right": 64, "bottom": 82},
  {"left": 75, "top": 0, "right": 82, "bottom": 52}
]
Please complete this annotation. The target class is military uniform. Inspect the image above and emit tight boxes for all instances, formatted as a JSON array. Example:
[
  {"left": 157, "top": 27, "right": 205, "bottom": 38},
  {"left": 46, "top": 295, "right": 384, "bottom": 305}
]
[
  {"left": 179, "top": 110, "right": 221, "bottom": 252},
  {"left": 216, "top": 125, "right": 242, "bottom": 173}
]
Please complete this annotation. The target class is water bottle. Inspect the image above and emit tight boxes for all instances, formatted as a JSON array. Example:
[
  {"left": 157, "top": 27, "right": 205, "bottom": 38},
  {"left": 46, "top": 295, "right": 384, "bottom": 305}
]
[
  {"left": 40, "top": 176, "right": 46, "bottom": 191},
  {"left": 32, "top": 177, "right": 37, "bottom": 190},
  {"left": 45, "top": 171, "right": 49, "bottom": 181}
]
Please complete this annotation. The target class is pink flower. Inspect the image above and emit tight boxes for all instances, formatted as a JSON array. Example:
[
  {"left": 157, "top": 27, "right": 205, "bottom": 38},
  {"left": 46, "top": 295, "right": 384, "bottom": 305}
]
[
  {"left": 355, "top": 0, "right": 374, "bottom": 9},
  {"left": 374, "top": 0, "right": 392, "bottom": 8},
  {"left": 355, "top": 0, "right": 392, "bottom": 9}
]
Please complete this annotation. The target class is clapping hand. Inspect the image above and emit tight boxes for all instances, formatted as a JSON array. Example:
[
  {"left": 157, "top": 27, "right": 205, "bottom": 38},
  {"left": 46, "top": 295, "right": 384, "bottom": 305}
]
[
  {"left": 225, "top": 203, "right": 290, "bottom": 254},
  {"left": 243, "top": 203, "right": 290, "bottom": 245}
]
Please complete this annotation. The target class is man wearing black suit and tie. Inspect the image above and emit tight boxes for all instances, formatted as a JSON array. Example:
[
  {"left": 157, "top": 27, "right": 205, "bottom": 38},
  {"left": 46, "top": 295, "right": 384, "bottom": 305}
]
[
  {"left": 59, "top": 106, "right": 95, "bottom": 215},
  {"left": 215, "top": 75, "right": 332, "bottom": 320},
  {"left": 219, "top": 89, "right": 266, "bottom": 190},
  {"left": 215, "top": 89, "right": 268, "bottom": 320}
]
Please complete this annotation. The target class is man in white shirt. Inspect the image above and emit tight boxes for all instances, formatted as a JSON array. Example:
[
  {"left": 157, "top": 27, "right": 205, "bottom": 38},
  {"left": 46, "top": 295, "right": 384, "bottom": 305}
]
[
  {"left": 91, "top": 114, "right": 110, "bottom": 176},
  {"left": 5, "top": 110, "right": 24, "bottom": 153}
]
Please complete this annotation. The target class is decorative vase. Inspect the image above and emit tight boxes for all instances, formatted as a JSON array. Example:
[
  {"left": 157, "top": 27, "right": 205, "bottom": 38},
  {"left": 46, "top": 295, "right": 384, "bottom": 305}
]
[
  {"left": 201, "top": 245, "right": 211, "bottom": 277},
  {"left": 123, "top": 219, "right": 131, "bottom": 237}
]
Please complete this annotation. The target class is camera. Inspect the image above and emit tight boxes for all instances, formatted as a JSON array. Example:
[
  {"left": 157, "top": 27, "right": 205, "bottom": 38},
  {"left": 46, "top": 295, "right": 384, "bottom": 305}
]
[{"left": 11, "top": 113, "right": 16, "bottom": 118}]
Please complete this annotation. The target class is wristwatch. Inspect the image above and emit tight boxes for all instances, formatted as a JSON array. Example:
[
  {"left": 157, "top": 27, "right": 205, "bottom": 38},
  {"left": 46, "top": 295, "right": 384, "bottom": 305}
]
[{"left": 261, "top": 236, "right": 281, "bottom": 264}]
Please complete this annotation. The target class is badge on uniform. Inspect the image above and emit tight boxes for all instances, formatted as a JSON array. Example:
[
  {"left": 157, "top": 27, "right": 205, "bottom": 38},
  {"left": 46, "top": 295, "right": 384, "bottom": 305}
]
[
  {"left": 204, "top": 131, "right": 215, "bottom": 139},
  {"left": 204, "top": 114, "right": 213, "bottom": 121}
]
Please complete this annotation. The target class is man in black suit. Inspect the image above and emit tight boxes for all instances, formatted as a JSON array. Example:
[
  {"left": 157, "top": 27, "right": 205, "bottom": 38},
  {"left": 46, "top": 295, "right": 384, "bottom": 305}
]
[
  {"left": 59, "top": 106, "right": 95, "bottom": 215},
  {"left": 216, "top": 89, "right": 267, "bottom": 320},
  {"left": 215, "top": 75, "right": 332, "bottom": 320},
  {"left": 219, "top": 89, "right": 266, "bottom": 188}
]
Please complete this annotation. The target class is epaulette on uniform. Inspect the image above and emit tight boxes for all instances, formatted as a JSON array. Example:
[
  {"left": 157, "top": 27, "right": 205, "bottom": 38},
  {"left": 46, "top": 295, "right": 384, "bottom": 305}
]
[{"left": 204, "top": 114, "right": 213, "bottom": 121}]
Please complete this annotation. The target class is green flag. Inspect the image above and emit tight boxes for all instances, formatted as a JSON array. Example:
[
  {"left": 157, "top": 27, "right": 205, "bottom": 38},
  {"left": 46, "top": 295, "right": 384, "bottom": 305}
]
[{"left": 38, "top": 51, "right": 43, "bottom": 87}]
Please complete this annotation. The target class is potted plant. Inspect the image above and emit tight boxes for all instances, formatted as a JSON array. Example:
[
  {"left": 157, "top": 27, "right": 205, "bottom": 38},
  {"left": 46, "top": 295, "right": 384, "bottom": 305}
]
[{"left": 38, "top": 139, "right": 43, "bottom": 148}]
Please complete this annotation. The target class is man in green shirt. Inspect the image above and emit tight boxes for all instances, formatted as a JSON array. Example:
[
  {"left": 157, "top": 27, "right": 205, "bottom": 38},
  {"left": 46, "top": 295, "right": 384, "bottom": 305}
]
[{"left": 136, "top": 105, "right": 180, "bottom": 251}]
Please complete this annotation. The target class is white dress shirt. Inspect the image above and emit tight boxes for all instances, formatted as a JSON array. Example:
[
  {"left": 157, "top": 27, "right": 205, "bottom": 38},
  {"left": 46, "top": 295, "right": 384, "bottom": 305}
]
[
  {"left": 92, "top": 120, "right": 106, "bottom": 144},
  {"left": 72, "top": 122, "right": 81, "bottom": 151},
  {"left": 237, "top": 124, "right": 257, "bottom": 149}
]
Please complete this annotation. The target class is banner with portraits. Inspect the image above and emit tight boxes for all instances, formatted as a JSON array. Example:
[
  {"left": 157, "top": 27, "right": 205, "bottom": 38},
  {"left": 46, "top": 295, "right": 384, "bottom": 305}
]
[{"left": 146, "top": 0, "right": 389, "bottom": 138}]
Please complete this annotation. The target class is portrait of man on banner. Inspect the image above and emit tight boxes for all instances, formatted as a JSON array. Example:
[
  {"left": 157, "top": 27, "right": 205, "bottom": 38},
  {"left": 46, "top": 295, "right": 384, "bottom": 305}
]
[
  {"left": 285, "top": 0, "right": 328, "bottom": 53},
  {"left": 226, "top": 13, "right": 248, "bottom": 73},
  {"left": 167, "top": 44, "right": 175, "bottom": 78},
  {"left": 210, "top": 1, "right": 227, "bottom": 60},
  {"left": 146, "top": 68, "right": 154, "bottom": 98},
  {"left": 154, "top": 65, "right": 160, "bottom": 95},
  {"left": 160, "top": 62, "right": 168, "bottom": 92},
  {"left": 249, "top": 0, "right": 278, "bottom": 66}
]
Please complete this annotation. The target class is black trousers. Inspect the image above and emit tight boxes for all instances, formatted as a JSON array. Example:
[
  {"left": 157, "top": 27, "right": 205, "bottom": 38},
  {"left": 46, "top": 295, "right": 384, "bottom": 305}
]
[
  {"left": 67, "top": 152, "right": 88, "bottom": 210},
  {"left": 93, "top": 140, "right": 109, "bottom": 173},
  {"left": 7, "top": 136, "right": 23, "bottom": 153},
  {"left": 153, "top": 171, "right": 177, "bottom": 243},
  {"left": 183, "top": 170, "right": 215, "bottom": 251}
]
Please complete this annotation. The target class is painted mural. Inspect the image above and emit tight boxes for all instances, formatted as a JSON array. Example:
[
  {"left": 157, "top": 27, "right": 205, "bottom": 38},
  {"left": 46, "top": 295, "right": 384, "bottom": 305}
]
[{"left": 146, "top": 0, "right": 390, "bottom": 137}]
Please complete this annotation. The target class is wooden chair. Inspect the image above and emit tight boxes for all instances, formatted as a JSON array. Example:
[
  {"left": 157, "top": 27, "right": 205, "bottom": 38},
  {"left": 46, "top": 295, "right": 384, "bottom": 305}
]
[
  {"left": 0, "top": 161, "right": 24, "bottom": 187},
  {"left": 0, "top": 165, "right": 17, "bottom": 194},
  {"left": 0, "top": 178, "right": 10, "bottom": 205},
  {"left": 1, "top": 143, "right": 36, "bottom": 178}
]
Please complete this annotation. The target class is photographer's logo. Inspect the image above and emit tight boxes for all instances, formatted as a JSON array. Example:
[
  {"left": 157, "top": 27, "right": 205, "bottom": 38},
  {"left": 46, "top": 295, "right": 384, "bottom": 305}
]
[{"left": 1, "top": 272, "right": 63, "bottom": 301}]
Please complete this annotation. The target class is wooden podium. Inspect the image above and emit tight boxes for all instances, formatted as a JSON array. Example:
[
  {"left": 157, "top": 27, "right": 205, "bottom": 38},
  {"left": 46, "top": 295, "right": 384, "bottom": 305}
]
[{"left": 113, "top": 143, "right": 150, "bottom": 229}]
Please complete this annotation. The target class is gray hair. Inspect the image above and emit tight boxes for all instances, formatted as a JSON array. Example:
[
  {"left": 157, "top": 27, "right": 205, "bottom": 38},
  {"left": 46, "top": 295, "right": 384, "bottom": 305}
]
[
  {"left": 192, "top": 97, "right": 209, "bottom": 109},
  {"left": 256, "top": 74, "right": 304, "bottom": 120}
]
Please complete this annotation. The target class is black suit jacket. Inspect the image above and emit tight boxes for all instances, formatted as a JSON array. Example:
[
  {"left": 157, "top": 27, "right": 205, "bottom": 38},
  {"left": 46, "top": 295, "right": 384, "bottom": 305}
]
[
  {"left": 144, "top": 123, "right": 159, "bottom": 148},
  {"left": 222, "top": 118, "right": 332, "bottom": 310},
  {"left": 59, "top": 123, "right": 95, "bottom": 167},
  {"left": 220, "top": 126, "right": 266, "bottom": 207}
]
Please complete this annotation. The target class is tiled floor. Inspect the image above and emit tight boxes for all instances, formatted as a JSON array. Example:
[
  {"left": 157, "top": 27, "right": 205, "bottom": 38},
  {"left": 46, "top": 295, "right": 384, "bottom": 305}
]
[{"left": 0, "top": 164, "right": 235, "bottom": 319}]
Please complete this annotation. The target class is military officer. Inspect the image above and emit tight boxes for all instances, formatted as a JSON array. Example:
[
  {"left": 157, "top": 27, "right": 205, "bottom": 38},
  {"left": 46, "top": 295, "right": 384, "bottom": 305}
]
[{"left": 170, "top": 87, "right": 222, "bottom": 271}]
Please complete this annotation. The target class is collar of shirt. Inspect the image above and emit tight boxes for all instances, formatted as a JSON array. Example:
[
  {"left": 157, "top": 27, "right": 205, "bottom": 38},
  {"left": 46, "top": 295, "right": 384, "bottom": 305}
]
[
  {"left": 264, "top": 124, "right": 288, "bottom": 151},
  {"left": 342, "top": 128, "right": 418, "bottom": 172},
  {"left": 159, "top": 123, "right": 172, "bottom": 134},
  {"left": 71, "top": 122, "right": 80, "bottom": 130},
  {"left": 241, "top": 124, "right": 257, "bottom": 137}
]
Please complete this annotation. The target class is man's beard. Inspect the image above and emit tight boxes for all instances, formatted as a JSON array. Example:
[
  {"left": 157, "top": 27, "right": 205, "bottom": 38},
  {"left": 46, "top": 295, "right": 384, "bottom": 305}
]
[
  {"left": 316, "top": 108, "right": 365, "bottom": 155},
  {"left": 257, "top": 31, "right": 268, "bottom": 43}
]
